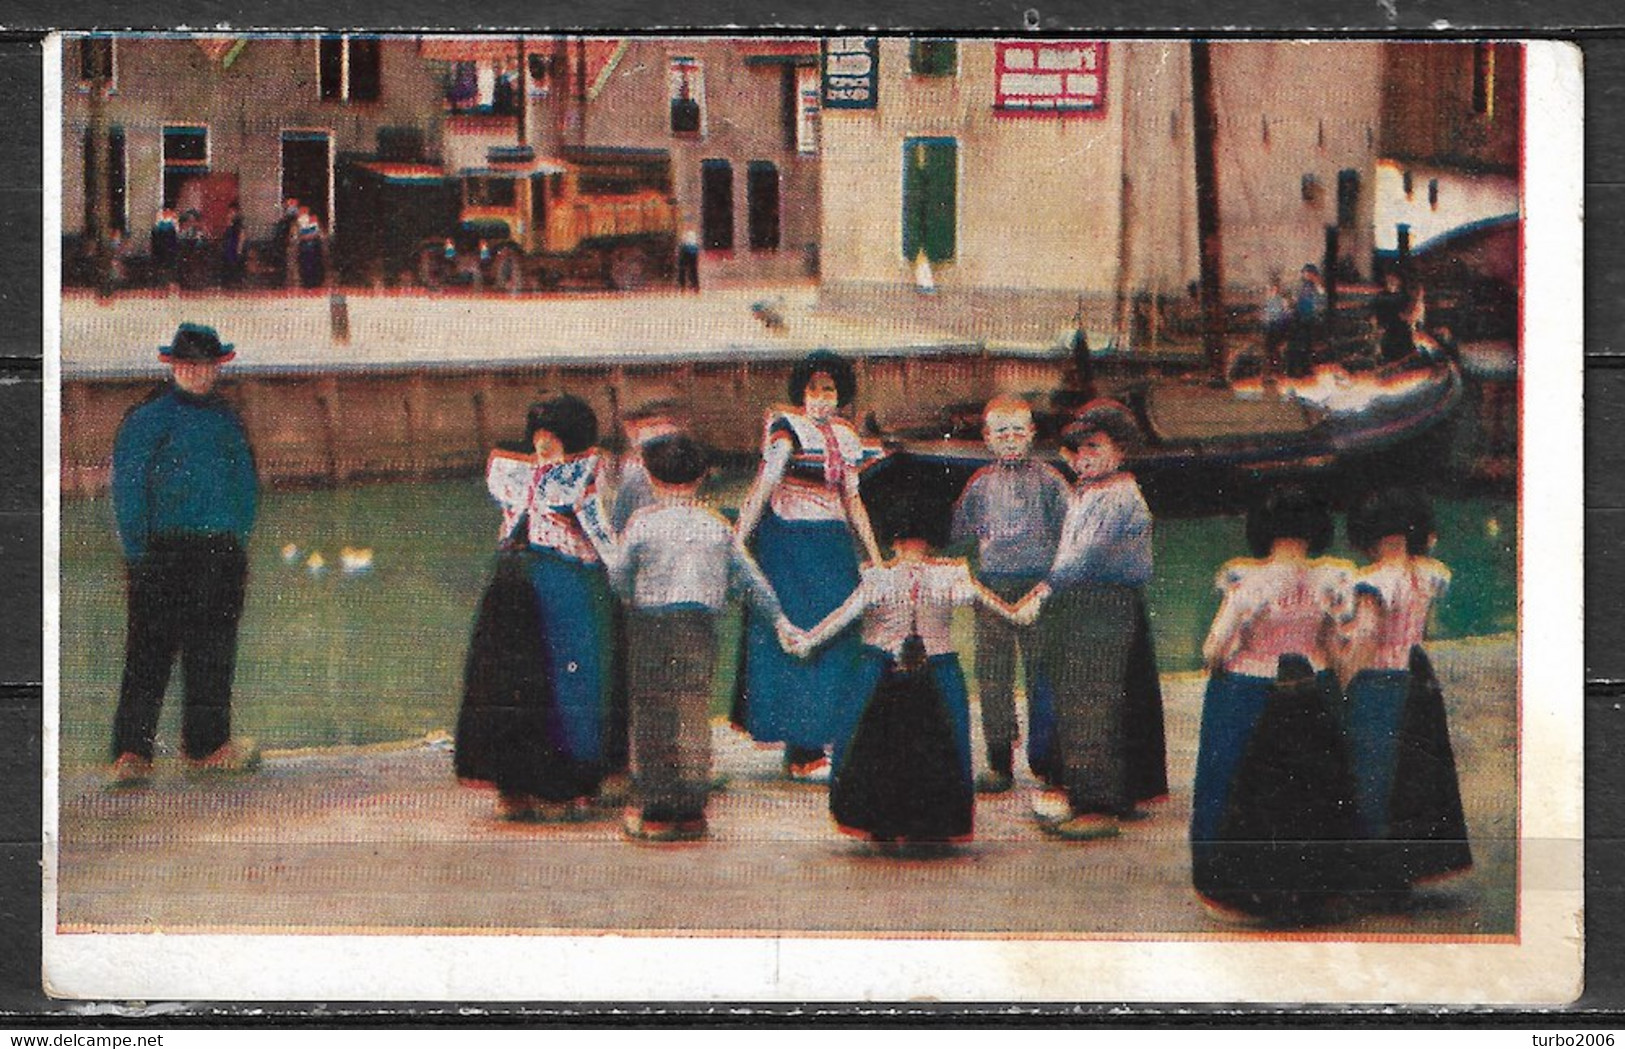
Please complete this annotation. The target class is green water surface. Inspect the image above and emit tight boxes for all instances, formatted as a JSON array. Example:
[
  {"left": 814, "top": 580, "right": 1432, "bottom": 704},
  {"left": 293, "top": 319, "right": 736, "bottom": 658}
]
[{"left": 58, "top": 477, "right": 1517, "bottom": 771}]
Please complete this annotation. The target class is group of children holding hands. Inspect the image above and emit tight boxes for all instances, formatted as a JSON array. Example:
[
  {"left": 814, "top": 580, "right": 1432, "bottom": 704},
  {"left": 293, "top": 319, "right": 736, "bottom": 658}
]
[{"left": 454, "top": 348, "right": 1469, "bottom": 925}]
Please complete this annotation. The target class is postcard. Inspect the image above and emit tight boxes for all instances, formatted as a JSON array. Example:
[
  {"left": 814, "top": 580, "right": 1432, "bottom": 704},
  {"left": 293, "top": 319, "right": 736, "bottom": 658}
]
[{"left": 43, "top": 34, "right": 1582, "bottom": 1004}]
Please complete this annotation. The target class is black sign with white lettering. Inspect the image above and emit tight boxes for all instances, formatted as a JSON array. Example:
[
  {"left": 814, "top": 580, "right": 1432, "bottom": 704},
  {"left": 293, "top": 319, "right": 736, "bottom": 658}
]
[{"left": 821, "top": 37, "right": 879, "bottom": 109}]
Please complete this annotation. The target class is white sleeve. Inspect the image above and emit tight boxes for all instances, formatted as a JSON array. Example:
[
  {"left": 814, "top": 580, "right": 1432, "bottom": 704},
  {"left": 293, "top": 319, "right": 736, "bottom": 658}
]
[{"left": 486, "top": 453, "right": 532, "bottom": 512}]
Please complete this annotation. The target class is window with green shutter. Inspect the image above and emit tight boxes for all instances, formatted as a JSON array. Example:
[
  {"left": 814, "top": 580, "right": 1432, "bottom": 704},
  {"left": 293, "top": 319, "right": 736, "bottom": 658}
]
[
  {"left": 908, "top": 40, "right": 957, "bottom": 77},
  {"left": 902, "top": 137, "right": 956, "bottom": 263}
]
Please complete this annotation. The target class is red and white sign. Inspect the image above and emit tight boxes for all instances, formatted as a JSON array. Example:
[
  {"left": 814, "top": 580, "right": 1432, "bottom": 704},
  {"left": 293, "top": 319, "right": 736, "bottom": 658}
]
[{"left": 993, "top": 41, "right": 1107, "bottom": 116}]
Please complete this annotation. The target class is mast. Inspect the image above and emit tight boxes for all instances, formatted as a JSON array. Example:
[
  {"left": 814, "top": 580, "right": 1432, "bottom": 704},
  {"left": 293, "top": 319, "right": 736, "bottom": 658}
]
[
  {"left": 515, "top": 34, "right": 527, "bottom": 146},
  {"left": 1189, "top": 40, "right": 1227, "bottom": 382}
]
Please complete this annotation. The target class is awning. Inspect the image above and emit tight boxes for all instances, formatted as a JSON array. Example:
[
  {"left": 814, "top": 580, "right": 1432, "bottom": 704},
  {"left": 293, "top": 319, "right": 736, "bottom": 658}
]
[
  {"left": 741, "top": 38, "right": 821, "bottom": 66},
  {"left": 418, "top": 35, "right": 530, "bottom": 62}
]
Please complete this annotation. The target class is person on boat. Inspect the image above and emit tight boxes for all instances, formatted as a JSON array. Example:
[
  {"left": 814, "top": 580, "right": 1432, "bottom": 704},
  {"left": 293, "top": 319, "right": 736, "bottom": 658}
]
[
  {"left": 788, "top": 487, "right": 1040, "bottom": 850},
  {"left": 610, "top": 434, "right": 793, "bottom": 842},
  {"left": 455, "top": 395, "right": 620, "bottom": 821},
  {"left": 948, "top": 395, "right": 1070, "bottom": 795},
  {"left": 1373, "top": 270, "right": 1415, "bottom": 364},
  {"left": 1287, "top": 264, "right": 1327, "bottom": 377},
  {"left": 732, "top": 350, "right": 884, "bottom": 780},
  {"left": 1340, "top": 487, "right": 1473, "bottom": 905},
  {"left": 1260, "top": 276, "right": 1293, "bottom": 379},
  {"left": 1190, "top": 485, "right": 1363, "bottom": 925},
  {"left": 1026, "top": 400, "right": 1169, "bottom": 841}
]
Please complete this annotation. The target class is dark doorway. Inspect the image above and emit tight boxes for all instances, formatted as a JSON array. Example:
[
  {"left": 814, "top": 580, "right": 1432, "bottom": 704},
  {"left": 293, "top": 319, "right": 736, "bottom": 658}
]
[
  {"left": 282, "top": 131, "right": 332, "bottom": 227},
  {"left": 747, "top": 161, "right": 780, "bottom": 250},
  {"left": 701, "top": 158, "right": 733, "bottom": 250}
]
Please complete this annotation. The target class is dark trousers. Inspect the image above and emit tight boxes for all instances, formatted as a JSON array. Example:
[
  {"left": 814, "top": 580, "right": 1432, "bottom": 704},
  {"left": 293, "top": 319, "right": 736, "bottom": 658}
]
[
  {"left": 974, "top": 574, "right": 1044, "bottom": 773},
  {"left": 112, "top": 534, "right": 247, "bottom": 761},
  {"left": 627, "top": 608, "right": 716, "bottom": 821},
  {"left": 676, "top": 247, "right": 700, "bottom": 292}
]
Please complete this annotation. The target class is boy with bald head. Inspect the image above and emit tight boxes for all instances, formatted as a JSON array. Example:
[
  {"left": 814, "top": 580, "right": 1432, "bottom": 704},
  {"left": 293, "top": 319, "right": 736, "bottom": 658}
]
[{"left": 949, "top": 396, "right": 1070, "bottom": 793}]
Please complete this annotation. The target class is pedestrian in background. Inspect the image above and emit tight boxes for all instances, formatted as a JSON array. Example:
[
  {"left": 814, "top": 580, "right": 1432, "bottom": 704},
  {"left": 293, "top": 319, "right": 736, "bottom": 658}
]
[{"left": 676, "top": 227, "right": 700, "bottom": 292}]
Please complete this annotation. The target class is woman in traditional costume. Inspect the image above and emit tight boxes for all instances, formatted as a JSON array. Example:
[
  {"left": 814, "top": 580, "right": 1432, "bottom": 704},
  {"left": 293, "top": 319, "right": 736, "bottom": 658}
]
[
  {"left": 790, "top": 491, "right": 1037, "bottom": 847},
  {"left": 1190, "top": 485, "right": 1363, "bottom": 924},
  {"left": 1026, "top": 401, "right": 1168, "bottom": 842},
  {"left": 455, "top": 395, "right": 619, "bottom": 821},
  {"left": 733, "top": 351, "right": 883, "bottom": 779},
  {"left": 1341, "top": 488, "right": 1472, "bottom": 901}
]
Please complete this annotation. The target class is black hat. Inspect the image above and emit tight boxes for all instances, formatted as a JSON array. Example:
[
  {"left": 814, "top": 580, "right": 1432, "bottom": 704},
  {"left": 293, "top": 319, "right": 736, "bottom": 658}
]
[
  {"left": 159, "top": 323, "right": 235, "bottom": 363},
  {"left": 788, "top": 350, "right": 857, "bottom": 408},
  {"left": 526, "top": 395, "right": 598, "bottom": 454},
  {"left": 1060, "top": 398, "right": 1140, "bottom": 451}
]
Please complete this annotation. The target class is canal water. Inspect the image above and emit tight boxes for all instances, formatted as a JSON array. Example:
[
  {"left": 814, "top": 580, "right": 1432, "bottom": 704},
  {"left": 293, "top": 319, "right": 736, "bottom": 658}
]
[{"left": 56, "top": 475, "right": 1517, "bottom": 771}]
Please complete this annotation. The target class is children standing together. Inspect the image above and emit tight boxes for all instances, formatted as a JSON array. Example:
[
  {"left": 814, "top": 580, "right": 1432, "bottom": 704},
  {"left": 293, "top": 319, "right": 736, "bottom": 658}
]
[{"left": 451, "top": 349, "right": 1471, "bottom": 924}]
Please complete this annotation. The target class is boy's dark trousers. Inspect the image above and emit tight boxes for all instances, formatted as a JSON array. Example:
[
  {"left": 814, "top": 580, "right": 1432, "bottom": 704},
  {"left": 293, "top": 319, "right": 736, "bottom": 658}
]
[
  {"left": 112, "top": 533, "right": 247, "bottom": 761},
  {"left": 627, "top": 607, "right": 716, "bottom": 821},
  {"left": 974, "top": 573, "right": 1044, "bottom": 775}
]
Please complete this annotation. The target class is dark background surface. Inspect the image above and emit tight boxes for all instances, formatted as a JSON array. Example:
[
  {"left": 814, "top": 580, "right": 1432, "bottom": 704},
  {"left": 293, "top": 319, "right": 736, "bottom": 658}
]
[{"left": 0, "top": 3, "right": 1619, "bottom": 1024}]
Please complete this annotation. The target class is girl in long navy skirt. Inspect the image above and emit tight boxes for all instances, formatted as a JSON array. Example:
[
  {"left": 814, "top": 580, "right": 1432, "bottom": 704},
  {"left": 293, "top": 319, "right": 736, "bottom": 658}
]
[
  {"left": 455, "top": 395, "right": 619, "bottom": 821},
  {"left": 1341, "top": 488, "right": 1472, "bottom": 899},
  {"left": 733, "top": 351, "right": 885, "bottom": 780},
  {"left": 1191, "top": 485, "right": 1363, "bottom": 924},
  {"left": 788, "top": 496, "right": 1039, "bottom": 846}
]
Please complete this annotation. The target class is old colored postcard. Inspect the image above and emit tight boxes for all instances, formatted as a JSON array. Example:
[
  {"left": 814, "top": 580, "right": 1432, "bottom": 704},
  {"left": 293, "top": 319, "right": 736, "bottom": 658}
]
[{"left": 42, "top": 34, "right": 1581, "bottom": 1003}]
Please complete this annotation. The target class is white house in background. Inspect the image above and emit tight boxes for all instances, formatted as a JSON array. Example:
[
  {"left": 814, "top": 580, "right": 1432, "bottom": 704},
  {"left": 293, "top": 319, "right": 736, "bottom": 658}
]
[{"left": 1371, "top": 158, "right": 1518, "bottom": 259}]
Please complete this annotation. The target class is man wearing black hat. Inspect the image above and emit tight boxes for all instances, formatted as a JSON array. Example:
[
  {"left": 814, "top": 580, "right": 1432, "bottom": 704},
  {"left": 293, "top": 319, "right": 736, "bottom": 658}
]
[{"left": 109, "top": 323, "right": 260, "bottom": 786}]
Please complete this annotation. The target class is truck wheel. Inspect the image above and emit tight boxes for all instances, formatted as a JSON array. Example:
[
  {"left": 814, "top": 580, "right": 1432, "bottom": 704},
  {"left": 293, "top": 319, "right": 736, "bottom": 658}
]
[
  {"left": 608, "top": 245, "right": 651, "bottom": 291},
  {"left": 491, "top": 246, "right": 525, "bottom": 294},
  {"left": 414, "top": 246, "right": 445, "bottom": 291}
]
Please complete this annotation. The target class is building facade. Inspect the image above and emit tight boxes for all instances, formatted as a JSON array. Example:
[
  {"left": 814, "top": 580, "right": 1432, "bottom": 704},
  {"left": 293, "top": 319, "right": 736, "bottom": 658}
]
[
  {"left": 63, "top": 34, "right": 447, "bottom": 252},
  {"left": 816, "top": 39, "right": 1391, "bottom": 346},
  {"left": 64, "top": 34, "right": 822, "bottom": 286}
]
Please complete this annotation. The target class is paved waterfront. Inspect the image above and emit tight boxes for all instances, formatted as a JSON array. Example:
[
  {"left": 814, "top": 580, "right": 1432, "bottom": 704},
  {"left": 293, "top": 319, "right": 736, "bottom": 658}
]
[
  {"left": 60, "top": 286, "right": 990, "bottom": 377},
  {"left": 54, "top": 636, "right": 1517, "bottom": 938}
]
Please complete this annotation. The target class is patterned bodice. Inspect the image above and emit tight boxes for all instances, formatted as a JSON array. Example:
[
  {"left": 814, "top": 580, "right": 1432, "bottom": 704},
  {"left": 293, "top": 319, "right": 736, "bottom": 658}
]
[
  {"left": 486, "top": 449, "right": 616, "bottom": 565},
  {"left": 1207, "top": 557, "right": 1356, "bottom": 675},
  {"left": 1353, "top": 558, "right": 1451, "bottom": 670}
]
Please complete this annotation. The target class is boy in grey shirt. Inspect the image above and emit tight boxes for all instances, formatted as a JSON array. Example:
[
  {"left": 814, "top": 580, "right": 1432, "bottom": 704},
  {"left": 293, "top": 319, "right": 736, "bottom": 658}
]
[
  {"left": 610, "top": 435, "right": 793, "bottom": 841},
  {"left": 949, "top": 396, "right": 1070, "bottom": 793}
]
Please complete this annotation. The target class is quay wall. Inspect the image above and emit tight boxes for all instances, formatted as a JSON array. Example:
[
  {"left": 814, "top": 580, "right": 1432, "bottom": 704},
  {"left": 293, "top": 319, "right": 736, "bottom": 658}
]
[{"left": 62, "top": 348, "right": 1164, "bottom": 496}]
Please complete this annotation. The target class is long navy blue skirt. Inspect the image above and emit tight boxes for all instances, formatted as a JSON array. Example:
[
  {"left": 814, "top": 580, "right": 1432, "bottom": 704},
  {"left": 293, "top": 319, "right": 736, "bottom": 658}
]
[
  {"left": 1344, "top": 646, "right": 1472, "bottom": 886},
  {"left": 454, "top": 548, "right": 614, "bottom": 801},
  {"left": 733, "top": 512, "right": 866, "bottom": 751},
  {"left": 830, "top": 652, "right": 974, "bottom": 843},
  {"left": 1190, "top": 657, "right": 1363, "bottom": 922}
]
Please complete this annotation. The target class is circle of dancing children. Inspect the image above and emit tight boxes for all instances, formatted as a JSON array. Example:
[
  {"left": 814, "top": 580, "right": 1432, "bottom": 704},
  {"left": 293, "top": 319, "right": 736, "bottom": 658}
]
[
  {"left": 731, "top": 351, "right": 885, "bottom": 782},
  {"left": 1190, "top": 484, "right": 1470, "bottom": 925},
  {"left": 448, "top": 355, "right": 1471, "bottom": 928}
]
